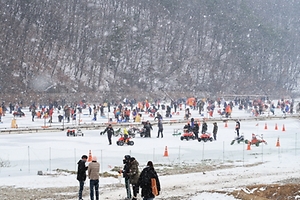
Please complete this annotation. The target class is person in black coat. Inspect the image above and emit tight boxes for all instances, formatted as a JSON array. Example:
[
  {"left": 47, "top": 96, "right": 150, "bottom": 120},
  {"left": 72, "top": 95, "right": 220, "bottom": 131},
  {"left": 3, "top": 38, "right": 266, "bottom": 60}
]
[
  {"left": 193, "top": 121, "right": 199, "bottom": 139},
  {"left": 102, "top": 124, "right": 114, "bottom": 145},
  {"left": 77, "top": 155, "right": 88, "bottom": 200},
  {"left": 201, "top": 120, "right": 208, "bottom": 134},
  {"left": 157, "top": 119, "right": 163, "bottom": 138},
  {"left": 138, "top": 161, "right": 161, "bottom": 200},
  {"left": 235, "top": 120, "right": 241, "bottom": 137},
  {"left": 212, "top": 122, "right": 218, "bottom": 140},
  {"left": 122, "top": 155, "right": 132, "bottom": 199},
  {"left": 144, "top": 121, "right": 153, "bottom": 138}
]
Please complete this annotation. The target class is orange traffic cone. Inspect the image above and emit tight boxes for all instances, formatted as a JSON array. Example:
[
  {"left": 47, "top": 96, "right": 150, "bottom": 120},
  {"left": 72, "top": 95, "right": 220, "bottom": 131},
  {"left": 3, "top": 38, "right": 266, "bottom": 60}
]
[
  {"left": 225, "top": 122, "right": 228, "bottom": 128},
  {"left": 88, "top": 150, "right": 93, "bottom": 162},
  {"left": 282, "top": 124, "right": 286, "bottom": 131},
  {"left": 163, "top": 146, "right": 169, "bottom": 157},
  {"left": 276, "top": 137, "right": 280, "bottom": 147},
  {"left": 247, "top": 142, "right": 251, "bottom": 150},
  {"left": 264, "top": 123, "right": 268, "bottom": 130},
  {"left": 275, "top": 123, "right": 278, "bottom": 130}
]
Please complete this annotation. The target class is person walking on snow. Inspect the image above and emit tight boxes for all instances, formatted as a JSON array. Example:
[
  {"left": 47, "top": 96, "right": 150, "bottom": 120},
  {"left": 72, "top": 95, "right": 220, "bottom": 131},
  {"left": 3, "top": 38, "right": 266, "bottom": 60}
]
[{"left": 138, "top": 161, "right": 161, "bottom": 200}]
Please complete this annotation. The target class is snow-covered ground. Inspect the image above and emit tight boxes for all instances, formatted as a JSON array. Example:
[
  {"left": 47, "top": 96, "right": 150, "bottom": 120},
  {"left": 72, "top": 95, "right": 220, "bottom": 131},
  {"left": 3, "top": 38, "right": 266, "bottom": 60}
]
[{"left": 0, "top": 105, "right": 299, "bottom": 199}]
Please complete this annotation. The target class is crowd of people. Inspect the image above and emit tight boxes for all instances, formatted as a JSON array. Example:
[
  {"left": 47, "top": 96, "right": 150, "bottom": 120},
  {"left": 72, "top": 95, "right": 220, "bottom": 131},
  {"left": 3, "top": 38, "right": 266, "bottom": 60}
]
[
  {"left": 0, "top": 97, "right": 298, "bottom": 126},
  {"left": 77, "top": 154, "right": 160, "bottom": 200}
]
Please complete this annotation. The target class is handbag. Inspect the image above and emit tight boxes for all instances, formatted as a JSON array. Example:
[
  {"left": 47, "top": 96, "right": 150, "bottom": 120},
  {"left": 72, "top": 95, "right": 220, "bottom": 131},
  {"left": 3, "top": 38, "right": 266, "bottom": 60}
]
[{"left": 151, "top": 178, "right": 158, "bottom": 196}]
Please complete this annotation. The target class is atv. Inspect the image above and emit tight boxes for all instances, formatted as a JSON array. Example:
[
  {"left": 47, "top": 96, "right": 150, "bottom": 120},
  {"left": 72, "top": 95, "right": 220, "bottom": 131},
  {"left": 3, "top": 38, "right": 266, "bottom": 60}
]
[
  {"left": 245, "top": 134, "right": 267, "bottom": 146},
  {"left": 180, "top": 130, "right": 196, "bottom": 141},
  {"left": 137, "top": 128, "right": 149, "bottom": 137},
  {"left": 198, "top": 133, "right": 213, "bottom": 142},
  {"left": 127, "top": 126, "right": 140, "bottom": 138},
  {"left": 67, "top": 129, "right": 84, "bottom": 137},
  {"left": 116, "top": 134, "right": 134, "bottom": 146},
  {"left": 230, "top": 135, "right": 244, "bottom": 145}
]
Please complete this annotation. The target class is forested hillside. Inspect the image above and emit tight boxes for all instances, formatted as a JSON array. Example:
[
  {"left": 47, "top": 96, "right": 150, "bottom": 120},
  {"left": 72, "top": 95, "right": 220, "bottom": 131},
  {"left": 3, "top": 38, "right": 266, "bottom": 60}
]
[{"left": 1, "top": 0, "right": 299, "bottom": 102}]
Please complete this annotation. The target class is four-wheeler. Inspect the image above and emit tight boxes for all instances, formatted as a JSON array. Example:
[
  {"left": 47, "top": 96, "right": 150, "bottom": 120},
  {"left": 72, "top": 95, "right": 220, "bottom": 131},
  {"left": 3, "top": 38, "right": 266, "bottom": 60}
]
[
  {"left": 198, "top": 133, "right": 213, "bottom": 142},
  {"left": 116, "top": 134, "right": 134, "bottom": 146},
  {"left": 180, "top": 129, "right": 196, "bottom": 141},
  {"left": 245, "top": 134, "right": 267, "bottom": 146},
  {"left": 137, "top": 127, "right": 149, "bottom": 137},
  {"left": 13, "top": 111, "right": 25, "bottom": 117},
  {"left": 230, "top": 135, "right": 245, "bottom": 145},
  {"left": 127, "top": 126, "right": 140, "bottom": 138},
  {"left": 67, "top": 129, "right": 84, "bottom": 137}
]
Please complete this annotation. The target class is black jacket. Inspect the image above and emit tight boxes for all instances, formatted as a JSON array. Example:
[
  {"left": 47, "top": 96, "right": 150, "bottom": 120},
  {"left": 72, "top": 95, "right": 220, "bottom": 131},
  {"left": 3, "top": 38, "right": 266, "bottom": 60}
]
[
  {"left": 193, "top": 123, "right": 199, "bottom": 133},
  {"left": 103, "top": 127, "right": 114, "bottom": 136},
  {"left": 235, "top": 121, "right": 240, "bottom": 130},
  {"left": 213, "top": 124, "right": 218, "bottom": 134},
  {"left": 144, "top": 123, "right": 153, "bottom": 132},
  {"left": 77, "top": 159, "right": 87, "bottom": 181},
  {"left": 138, "top": 166, "right": 161, "bottom": 198},
  {"left": 201, "top": 122, "right": 208, "bottom": 133}
]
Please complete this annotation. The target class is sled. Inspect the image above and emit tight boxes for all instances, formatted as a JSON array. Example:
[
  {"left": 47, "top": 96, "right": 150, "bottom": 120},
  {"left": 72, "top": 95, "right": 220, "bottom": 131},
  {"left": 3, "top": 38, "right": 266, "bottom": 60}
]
[
  {"left": 172, "top": 129, "right": 181, "bottom": 136},
  {"left": 231, "top": 135, "right": 244, "bottom": 145}
]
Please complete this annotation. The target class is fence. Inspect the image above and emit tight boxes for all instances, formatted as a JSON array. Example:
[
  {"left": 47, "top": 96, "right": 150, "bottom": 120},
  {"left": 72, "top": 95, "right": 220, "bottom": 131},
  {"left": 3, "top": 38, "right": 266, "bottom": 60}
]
[{"left": 1, "top": 133, "right": 299, "bottom": 177}]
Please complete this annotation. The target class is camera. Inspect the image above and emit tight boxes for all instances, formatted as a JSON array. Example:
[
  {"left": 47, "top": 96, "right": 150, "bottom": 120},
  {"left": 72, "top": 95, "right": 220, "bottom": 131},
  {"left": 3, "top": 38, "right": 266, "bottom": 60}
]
[{"left": 123, "top": 155, "right": 131, "bottom": 164}]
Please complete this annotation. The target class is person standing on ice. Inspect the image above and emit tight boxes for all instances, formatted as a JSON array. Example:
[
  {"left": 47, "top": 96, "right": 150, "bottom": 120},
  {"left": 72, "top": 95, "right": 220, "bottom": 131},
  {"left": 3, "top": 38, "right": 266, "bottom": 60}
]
[
  {"left": 212, "top": 122, "right": 218, "bottom": 140},
  {"left": 235, "top": 120, "right": 241, "bottom": 137},
  {"left": 102, "top": 124, "right": 114, "bottom": 145},
  {"left": 144, "top": 121, "right": 153, "bottom": 137},
  {"left": 93, "top": 106, "right": 98, "bottom": 121},
  {"left": 77, "top": 155, "right": 88, "bottom": 200},
  {"left": 88, "top": 156, "right": 100, "bottom": 200},
  {"left": 190, "top": 118, "right": 198, "bottom": 139},
  {"left": 201, "top": 119, "right": 208, "bottom": 134},
  {"left": 157, "top": 119, "right": 163, "bottom": 138},
  {"left": 0, "top": 106, "right": 2, "bottom": 122}
]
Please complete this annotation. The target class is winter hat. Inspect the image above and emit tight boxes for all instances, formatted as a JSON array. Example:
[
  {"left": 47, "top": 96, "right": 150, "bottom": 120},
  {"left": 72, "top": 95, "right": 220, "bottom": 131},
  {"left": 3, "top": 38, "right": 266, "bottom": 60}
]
[
  {"left": 92, "top": 156, "right": 97, "bottom": 161},
  {"left": 124, "top": 155, "right": 131, "bottom": 160},
  {"left": 81, "top": 155, "right": 88, "bottom": 159}
]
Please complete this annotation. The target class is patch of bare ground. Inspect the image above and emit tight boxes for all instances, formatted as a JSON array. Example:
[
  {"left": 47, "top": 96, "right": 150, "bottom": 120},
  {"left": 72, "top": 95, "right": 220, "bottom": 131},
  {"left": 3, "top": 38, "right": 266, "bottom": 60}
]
[
  {"left": 230, "top": 183, "right": 300, "bottom": 200},
  {"left": 1, "top": 163, "right": 299, "bottom": 200}
]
